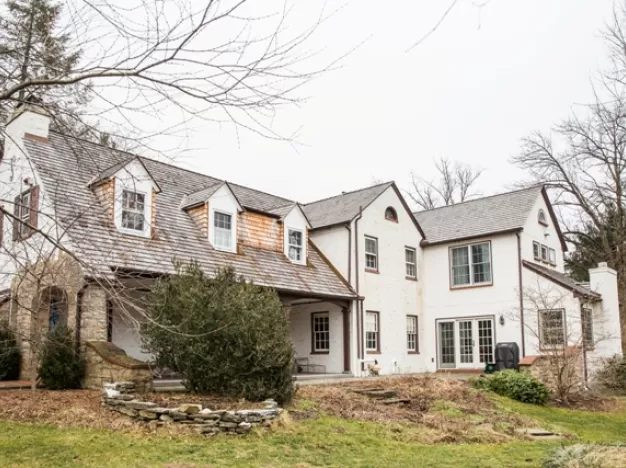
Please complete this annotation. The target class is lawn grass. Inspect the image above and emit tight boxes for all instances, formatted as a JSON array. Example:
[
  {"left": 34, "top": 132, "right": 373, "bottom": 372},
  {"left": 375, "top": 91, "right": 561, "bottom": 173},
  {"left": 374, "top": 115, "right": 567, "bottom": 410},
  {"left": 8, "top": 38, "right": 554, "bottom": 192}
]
[
  {"left": 0, "top": 417, "right": 553, "bottom": 468},
  {"left": 0, "top": 395, "right": 624, "bottom": 467}
]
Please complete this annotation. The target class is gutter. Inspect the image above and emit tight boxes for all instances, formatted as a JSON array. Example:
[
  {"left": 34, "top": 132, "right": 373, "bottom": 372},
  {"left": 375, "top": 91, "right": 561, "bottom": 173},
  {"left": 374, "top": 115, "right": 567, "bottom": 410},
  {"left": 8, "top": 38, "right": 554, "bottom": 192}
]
[
  {"left": 354, "top": 206, "right": 364, "bottom": 365},
  {"left": 516, "top": 232, "right": 526, "bottom": 357}
]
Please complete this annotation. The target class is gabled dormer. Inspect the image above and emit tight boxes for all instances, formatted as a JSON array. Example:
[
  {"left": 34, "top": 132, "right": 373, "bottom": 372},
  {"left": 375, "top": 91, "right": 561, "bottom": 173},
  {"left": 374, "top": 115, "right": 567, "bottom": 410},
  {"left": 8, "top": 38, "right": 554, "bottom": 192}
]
[
  {"left": 88, "top": 157, "right": 161, "bottom": 239},
  {"left": 181, "top": 182, "right": 243, "bottom": 253},
  {"left": 270, "top": 203, "right": 311, "bottom": 265}
]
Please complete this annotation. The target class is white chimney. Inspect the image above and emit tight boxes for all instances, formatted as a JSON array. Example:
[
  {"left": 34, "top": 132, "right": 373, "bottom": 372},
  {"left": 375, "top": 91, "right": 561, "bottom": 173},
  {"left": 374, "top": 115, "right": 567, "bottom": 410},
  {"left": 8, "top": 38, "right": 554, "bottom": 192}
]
[
  {"left": 5, "top": 101, "right": 50, "bottom": 142},
  {"left": 588, "top": 262, "right": 623, "bottom": 356}
]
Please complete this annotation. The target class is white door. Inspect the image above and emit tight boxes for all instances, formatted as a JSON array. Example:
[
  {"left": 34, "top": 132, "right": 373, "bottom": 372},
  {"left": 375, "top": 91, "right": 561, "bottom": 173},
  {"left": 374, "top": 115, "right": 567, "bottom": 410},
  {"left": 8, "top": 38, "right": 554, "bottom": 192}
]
[{"left": 438, "top": 318, "right": 495, "bottom": 369}]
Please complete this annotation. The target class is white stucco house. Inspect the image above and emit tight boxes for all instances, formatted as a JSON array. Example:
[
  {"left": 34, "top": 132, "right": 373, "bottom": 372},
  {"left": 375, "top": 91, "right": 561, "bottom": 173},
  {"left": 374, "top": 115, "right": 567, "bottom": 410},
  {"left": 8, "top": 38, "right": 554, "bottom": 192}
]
[{"left": 0, "top": 102, "right": 622, "bottom": 385}]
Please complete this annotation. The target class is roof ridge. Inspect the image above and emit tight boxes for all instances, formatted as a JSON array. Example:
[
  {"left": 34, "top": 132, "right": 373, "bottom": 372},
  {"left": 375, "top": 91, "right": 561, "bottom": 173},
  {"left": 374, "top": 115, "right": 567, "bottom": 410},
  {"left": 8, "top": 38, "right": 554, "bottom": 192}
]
[
  {"left": 414, "top": 185, "right": 544, "bottom": 215},
  {"left": 304, "top": 181, "right": 393, "bottom": 206}
]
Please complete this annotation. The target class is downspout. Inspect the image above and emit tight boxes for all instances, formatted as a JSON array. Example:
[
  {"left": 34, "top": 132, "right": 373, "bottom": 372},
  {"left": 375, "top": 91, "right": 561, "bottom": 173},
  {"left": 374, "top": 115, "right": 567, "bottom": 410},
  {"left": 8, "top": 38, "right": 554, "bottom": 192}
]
[
  {"left": 354, "top": 207, "right": 364, "bottom": 367},
  {"left": 579, "top": 299, "right": 589, "bottom": 388},
  {"left": 75, "top": 283, "right": 89, "bottom": 354},
  {"left": 345, "top": 223, "right": 352, "bottom": 286},
  {"left": 516, "top": 232, "right": 526, "bottom": 357}
]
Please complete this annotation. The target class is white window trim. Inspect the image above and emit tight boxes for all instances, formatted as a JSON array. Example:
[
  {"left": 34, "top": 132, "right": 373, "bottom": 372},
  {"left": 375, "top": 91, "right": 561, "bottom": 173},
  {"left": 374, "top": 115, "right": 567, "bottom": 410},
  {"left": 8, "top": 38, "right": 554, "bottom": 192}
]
[
  {"left": 539, "top": 309, "right": 566, "bottom": 348},
  {"left": 286, "top": 227, "right": 306, "bottom": 265},
  {"left": 407, "top": 315, "right": 418, "bottom": 352},
  {"left": 449, "top": 241, "right": 492, "bottom": 288},
  {"left": 211, "top": 208, "right": 236, "bottom": 252},
  {"left": 312, "top": 312, "right": 330, "bottom": 352},
  {"left": 405, "top": 247, "right": 417, "bottom": 279},
  {"left": 365, "top": 311, "right": 380, "bottom": 352},
  {"left": 533, "top": 241, "right": 541, "bottom": 261},
  {"left": 365, "top": 235, "right": 378, "bottom": 271},
  {"left": 114, "top": 180, "right": 152, "bottom": 238}
]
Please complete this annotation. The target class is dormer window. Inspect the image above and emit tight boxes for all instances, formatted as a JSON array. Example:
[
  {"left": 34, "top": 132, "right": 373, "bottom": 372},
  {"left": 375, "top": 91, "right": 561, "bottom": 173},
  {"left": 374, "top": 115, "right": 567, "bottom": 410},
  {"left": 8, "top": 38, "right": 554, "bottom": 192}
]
[
  {"left": 213, "top": 211, "right": 233, "bottom": 251},
  {"left": 288, "top": 229, "right": 304, "bottom": 262},
  {"left": 385, "top": 207, "right": 398, "bottom": 222},
  {"left": 538, "top": 209, "right": 547, "bottom": 226},
  {"left": 121, "top": 190, "right": 146, "bottom": 232}
]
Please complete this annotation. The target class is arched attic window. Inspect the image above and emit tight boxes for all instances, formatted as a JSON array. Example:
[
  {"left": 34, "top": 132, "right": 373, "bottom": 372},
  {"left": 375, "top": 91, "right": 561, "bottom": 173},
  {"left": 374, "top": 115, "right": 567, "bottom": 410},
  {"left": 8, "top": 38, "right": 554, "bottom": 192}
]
[
  {"left": 385, "top": 207, "right": 398, "bottom": 222},
  {"left": 538, "top": 209, "right": 548, "bottom": 226}
]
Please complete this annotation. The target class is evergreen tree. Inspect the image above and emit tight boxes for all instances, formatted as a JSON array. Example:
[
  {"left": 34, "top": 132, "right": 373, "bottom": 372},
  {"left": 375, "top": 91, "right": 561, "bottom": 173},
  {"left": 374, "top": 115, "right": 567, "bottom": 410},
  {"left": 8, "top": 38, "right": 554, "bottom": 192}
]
[{"left": 0, "top": 0, "right": 90, "bottom": 133}]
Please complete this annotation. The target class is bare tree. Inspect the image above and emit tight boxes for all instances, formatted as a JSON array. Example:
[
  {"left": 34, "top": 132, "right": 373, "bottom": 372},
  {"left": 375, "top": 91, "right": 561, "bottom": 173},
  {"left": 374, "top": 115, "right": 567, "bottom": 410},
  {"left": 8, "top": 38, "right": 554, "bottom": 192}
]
[
  {"left": 408, "top": 156, "right": 483, "bottom": 210},
  {"left": 512, "top": 4, "right": 626, "bottom": 351},
  {"left": 508, "top": 279, "right": 614, "bottom": 403}
]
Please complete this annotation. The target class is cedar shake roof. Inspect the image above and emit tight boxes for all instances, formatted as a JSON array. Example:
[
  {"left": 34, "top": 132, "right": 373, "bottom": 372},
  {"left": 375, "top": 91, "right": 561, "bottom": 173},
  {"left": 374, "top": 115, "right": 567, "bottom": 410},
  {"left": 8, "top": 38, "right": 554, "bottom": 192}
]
[
  {"left": 23, "top": 132, "right": 357, "bottom": 300},
  {"left": 522, "top": 261, "right": 601, "bottom": 300},
  {"left": 415, "top": 186, "right": 548, "bottom": 245},
  {"left": 302, "top": 182, "right": 393, "bottom": 229}
]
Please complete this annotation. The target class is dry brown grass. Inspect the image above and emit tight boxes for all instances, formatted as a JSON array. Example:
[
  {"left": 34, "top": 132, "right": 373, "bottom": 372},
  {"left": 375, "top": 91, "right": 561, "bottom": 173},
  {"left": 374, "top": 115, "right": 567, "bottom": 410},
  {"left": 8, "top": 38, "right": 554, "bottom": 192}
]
[{"left": 295, "top": 375, "right": 534, "bottom": 443}]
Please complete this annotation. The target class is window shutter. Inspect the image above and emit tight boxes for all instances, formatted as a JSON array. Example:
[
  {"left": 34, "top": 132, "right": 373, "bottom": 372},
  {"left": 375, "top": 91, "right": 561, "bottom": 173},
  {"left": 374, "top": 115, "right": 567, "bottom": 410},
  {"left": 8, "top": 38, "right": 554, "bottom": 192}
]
[
  {"left": 29, "top": 186, "right": 39, "bottom": 233},
  {"left": 12, "top": 195, "right": 20, "bottom": 241}
]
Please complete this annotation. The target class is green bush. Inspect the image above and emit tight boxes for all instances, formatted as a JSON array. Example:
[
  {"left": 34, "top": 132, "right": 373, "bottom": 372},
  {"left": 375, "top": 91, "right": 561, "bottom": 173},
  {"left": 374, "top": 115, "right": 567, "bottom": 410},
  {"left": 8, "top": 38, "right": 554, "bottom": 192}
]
[
  {"left": 142, "top": 264, "right": 295, "bottom": 404},
  {"left": 0, "top": 321, "right": 20, "bottom": 381},
  {"left": 596, "top": 355, "right": 626, "bottom": 390},
  {"left": 472, "top": 370, "right": 549, "bottom": 405},
  {"left": 38, "top": 326, "right": 84, "bottom": 389}
]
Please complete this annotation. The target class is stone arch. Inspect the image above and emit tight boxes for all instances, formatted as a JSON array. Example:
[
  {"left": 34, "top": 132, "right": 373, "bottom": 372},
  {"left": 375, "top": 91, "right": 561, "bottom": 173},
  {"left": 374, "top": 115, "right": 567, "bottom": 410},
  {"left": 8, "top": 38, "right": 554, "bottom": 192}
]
[{"left": 32, "top": 286, "right": 69, "bottom": 341}]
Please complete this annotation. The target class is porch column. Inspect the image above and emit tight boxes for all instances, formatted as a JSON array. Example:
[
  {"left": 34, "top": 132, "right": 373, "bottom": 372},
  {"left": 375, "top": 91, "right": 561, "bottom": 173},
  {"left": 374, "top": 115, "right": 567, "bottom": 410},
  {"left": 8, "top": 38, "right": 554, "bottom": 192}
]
[{"left": 342, "top": 305, "right": 351, "bottom": 373}]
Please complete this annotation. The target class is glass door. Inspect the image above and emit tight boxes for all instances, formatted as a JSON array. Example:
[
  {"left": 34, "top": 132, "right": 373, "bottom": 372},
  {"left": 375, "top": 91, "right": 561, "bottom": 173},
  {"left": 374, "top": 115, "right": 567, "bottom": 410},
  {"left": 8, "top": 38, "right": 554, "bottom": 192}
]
[
  {"left": 458, "top": 320, "right": 475, "bottom": 368},
  {"left": 438, "top": 322, "right": 456, "bottom": 368}
]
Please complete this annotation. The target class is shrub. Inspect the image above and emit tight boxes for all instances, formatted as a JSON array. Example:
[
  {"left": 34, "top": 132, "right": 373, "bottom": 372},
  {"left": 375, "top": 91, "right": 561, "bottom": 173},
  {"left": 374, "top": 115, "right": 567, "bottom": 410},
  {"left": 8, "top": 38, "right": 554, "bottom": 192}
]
[
  {"left": 38, "top": 326, "right": 84, "bottom": 389},
  {"left": 543, "top": 444, "right": 626, "bottom": 468},
  {"left": 596, "top": 355, "right": 626, "bottom": 390},
  {"left": 472, "top": 370, "right": 549, "bottom": 405},
  {"left": 0, "top": 321, "right": 20, "bottom": 381},
  {"left": 142, "top": 264, "right": 295, "bottom": 404}
]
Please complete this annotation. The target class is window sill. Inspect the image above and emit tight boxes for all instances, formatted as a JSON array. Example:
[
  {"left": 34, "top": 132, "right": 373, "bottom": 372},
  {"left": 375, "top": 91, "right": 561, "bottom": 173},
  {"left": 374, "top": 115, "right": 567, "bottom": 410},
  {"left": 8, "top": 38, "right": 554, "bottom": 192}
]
[
  {"left": 385, "top": 218, "right": 398, "bottom": 223},
  {"left": 405, "top": 276, "right": 418, "bottom": 282},
  {"left": 118, "top": 227, "right": 151, "bottom": 238},
  {"left": 538, "top": 220, "right": 549, "bottom": 227},
  {"left": 366, "top": 350, "right": 381, "bottom": 355},
  {"left": 408, "top": 351, "right": 420, "bottom": 355},
  {"left": 310, "top": 351, "right": 330, "bottom": 355},
  {"left": 365, "top": 269, "right": 379, "bottom": 274},
  {"left": 450, "top": 282, "right": 493, "bottom": 290}
]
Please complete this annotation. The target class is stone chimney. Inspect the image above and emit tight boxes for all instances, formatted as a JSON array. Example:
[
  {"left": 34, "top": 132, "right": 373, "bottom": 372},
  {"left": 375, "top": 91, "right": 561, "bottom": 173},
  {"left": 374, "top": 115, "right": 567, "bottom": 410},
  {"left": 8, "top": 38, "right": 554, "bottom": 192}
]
[
  {"left": 588, "top": 262, "right": 623, "bottom": 355},
  {"left": 5, "top": 97, "right": 50, "bottom": 142}
]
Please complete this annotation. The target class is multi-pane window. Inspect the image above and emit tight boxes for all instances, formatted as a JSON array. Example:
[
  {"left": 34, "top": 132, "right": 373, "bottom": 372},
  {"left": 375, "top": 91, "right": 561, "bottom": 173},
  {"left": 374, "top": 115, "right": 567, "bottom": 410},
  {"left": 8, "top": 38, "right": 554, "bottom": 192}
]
[
  {"left": 405, "top": 247, "right": 417, "bottom": 278},
  {"left": 406, "top": 315, "right": 418, "bottom": 352},
  {"left": 541, "top": 244, "right": 549, "bottom": 262},
  {"left": 365, "top": 311, "right": 380, "bottom": 352},
  {"left": 533, "top": 241, "right": 540, "bottom": 260},
  {"left": 288, "top": 229, "right": 303, "bottom": 262},
  {"left": 17, "top": 190, "right": 31, "bottom": 238},
  {"left": 582, "top": 308, "right": 594, "bottom": 348},
  {"left": 539, "top": 309, "right": 565, "bottom": 347},
  {"left": 121, "top": 190, "right": 145, "bottom": 231},
  {"left": 312, "top": 312, "right": 330, "bottom": 352},
  {"left": 365, "top": 236, "right": 378, "bottom": 271},
  {"left": 213, "top": 212, "right": 232, "bottom": 250},
  {"left": 549, "top": 248, "right": 556, "bottom": 265},
  {"left": 450, "top": 242, "right": 491, "bottom": 287}
]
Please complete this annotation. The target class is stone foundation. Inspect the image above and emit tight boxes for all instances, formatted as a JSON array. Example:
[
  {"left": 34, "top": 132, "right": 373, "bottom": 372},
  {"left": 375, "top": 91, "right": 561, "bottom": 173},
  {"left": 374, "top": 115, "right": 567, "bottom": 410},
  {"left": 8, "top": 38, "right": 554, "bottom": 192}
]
[
  {"left": 102, "top": 382, "right": 282, "bottom": 435},
  {"left": 83, "top": 342, "right": 153, "bottom": 392}
]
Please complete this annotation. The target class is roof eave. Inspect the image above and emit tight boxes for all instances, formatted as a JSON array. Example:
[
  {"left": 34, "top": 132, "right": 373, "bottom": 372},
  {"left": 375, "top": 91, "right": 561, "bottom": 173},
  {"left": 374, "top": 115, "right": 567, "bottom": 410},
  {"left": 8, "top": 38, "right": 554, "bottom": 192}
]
[{"left": 420, "top": 227, "right": 523, "bottom": 247}]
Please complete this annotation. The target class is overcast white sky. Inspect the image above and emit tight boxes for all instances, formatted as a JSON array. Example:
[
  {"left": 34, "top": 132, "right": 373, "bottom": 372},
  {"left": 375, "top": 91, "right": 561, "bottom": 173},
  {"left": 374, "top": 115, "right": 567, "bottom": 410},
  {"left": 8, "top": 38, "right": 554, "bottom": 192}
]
[{"left": 172, "top": 0, "right": 616, "bottom": 205}]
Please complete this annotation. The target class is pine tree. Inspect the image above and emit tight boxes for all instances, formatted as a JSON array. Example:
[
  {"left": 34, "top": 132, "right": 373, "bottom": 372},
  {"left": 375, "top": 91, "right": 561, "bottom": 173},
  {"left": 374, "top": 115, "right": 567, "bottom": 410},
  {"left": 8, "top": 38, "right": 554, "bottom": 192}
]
[{"left": 0, "top": 0, "right": 91, "bottom": 133}]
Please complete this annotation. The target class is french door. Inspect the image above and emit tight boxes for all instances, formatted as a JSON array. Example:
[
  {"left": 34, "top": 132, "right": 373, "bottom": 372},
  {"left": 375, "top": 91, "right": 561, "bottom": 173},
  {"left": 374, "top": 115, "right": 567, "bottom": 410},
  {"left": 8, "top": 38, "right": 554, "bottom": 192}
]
[{"left": 438, "top": 318, "right": 494, "bottom": 369}]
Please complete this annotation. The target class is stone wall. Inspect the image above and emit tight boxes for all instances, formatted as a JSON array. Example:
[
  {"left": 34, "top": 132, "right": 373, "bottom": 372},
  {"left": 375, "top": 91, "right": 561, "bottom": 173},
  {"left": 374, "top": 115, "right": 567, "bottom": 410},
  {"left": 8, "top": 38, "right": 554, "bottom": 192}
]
[
  {"left": 520, "top": 349, "right": 584, "bottom": 394},
  {"left": 103, "top": 382, "right": 282, "bottom": 435},
  {"left": 83, "top": 341, "right": 153, "bottom": 392}
]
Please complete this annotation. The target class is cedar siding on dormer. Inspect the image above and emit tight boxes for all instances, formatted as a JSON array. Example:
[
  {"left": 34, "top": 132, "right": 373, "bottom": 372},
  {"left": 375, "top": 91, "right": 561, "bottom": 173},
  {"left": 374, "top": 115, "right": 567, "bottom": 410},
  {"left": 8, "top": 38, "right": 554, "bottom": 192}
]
[
  {"left": 238, "top": 211, "right": 283, "bottom": 252},
  {"left": 92, "top": 179, "right": 115, "bottom": 227},
  {"left": 187, "top": 202, "right": 209, "bottom": 237}
]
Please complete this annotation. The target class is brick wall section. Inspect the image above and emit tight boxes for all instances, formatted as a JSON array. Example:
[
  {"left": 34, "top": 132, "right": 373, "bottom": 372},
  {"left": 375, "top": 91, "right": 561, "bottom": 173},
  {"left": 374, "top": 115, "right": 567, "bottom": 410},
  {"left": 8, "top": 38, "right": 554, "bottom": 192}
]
[
  {"left": 187, "top": 203, "right": 208, "bottom": 237},
  {"left": 92, "top": 179, "right": 115, "bottom": 226},
  {"left": 238, "top": 211, "right": 283, "bottom": 251}
]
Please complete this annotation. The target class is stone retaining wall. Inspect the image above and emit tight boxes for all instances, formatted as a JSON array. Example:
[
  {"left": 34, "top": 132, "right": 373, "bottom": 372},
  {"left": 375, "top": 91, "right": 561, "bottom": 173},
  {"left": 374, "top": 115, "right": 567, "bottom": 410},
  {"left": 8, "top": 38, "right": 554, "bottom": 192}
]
[
  {"left": 102, "top": 382, "right": 282, "bottom": 435},
  {"left": 84, "top": 342, "right": 153, "bottom": 392}
]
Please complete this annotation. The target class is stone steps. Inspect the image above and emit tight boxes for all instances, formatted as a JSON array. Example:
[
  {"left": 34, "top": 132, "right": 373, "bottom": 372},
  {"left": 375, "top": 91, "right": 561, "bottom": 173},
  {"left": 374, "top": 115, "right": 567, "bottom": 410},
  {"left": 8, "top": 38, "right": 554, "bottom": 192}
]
[{"left": 351, "top": 387, "right": 409, "bottom": 406}]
